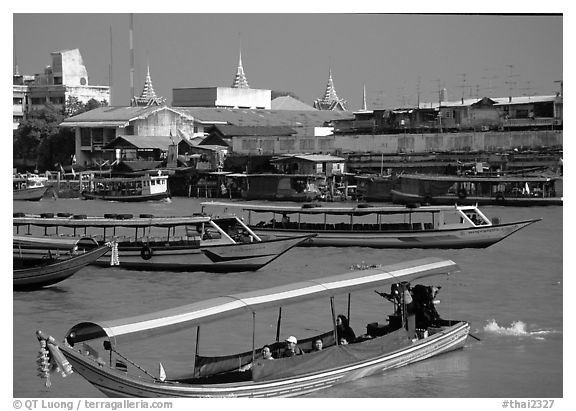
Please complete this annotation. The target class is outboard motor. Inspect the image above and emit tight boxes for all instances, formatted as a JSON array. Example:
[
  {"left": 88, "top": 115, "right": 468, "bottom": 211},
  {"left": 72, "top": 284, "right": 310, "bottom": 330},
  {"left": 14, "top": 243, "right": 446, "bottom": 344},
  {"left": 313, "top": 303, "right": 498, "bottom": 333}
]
[{"left": 410, "top": 284, "right": 441, "bottom": 329}]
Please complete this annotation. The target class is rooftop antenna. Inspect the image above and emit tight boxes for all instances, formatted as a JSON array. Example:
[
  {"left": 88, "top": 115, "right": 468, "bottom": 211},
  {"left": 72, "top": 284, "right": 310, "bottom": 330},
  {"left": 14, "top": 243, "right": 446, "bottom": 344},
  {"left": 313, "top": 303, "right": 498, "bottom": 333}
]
[
  {"left": 457, "top": 73, "right": 467, "bottom": 102},
  {"left": 504, "top": 64, "right": 520, "bottom": 101},
  {"left": 553, "top": 80, "right": 563, "bottom": 96},
  {"left": 520, "top": 80, "right": 534, "bottom": 101},
  {"left": 436, "top": 79, "right": 443, "bottom": 133},
  {"left": 129, "top": 13, "right": 135, "bottom": 103},
  {"left": 416, "top": 76, "right": 421, "bottom": 108}
]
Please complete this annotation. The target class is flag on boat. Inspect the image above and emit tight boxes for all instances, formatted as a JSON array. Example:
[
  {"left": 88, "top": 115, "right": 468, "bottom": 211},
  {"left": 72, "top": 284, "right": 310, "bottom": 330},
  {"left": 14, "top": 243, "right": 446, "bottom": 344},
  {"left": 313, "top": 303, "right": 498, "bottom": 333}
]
[{"left": 159, "top": 362, "right": 166, "bottom": 382}]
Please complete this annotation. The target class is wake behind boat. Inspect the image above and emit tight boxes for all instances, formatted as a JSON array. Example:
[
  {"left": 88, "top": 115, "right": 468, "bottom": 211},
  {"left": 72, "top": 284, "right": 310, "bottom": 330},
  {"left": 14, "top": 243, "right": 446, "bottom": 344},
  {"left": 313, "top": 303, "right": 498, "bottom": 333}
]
[
  {"left": 35, "top": 257, "right": 470, "bottom": 397},
  {"left": 202, "top": 201, "right": 540, "bottom": 249},
  {"left": 13, "top": 213, "right": 312, "bottom": 272}
]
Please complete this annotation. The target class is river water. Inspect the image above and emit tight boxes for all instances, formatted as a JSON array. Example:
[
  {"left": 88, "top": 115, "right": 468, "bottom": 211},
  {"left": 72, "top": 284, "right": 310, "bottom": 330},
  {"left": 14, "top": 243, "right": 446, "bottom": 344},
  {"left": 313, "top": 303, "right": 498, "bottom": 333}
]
[{"left": 11, "top": 198, "right": 563, "bottom": 400}]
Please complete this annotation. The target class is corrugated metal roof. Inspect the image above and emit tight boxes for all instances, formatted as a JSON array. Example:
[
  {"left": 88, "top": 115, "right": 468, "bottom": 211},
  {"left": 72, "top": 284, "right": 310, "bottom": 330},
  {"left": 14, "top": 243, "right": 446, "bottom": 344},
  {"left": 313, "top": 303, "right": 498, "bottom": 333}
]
[
  {"left": 210, "top": 124, "right": 297, "bottom": 136},
  {"left": 61, "top": 106, "right": 193, "bottom": 126},
  {"left": 271, "top": 154, "right": 346, "bottom": 163},
  {"left": 104, "top": 135, "right": 174, "bottom": 150},
  {"left": 271, "top": 96, "right": 317, "bottom": 111},
  {"left": 174, "top": 107, "right": 350, "bottom": 127},
  {"left": 492, "top": 95, "right": 557, "bottom": 105},
  {"left": 418, "top": 95, "right": 558, "bottom": 109}
]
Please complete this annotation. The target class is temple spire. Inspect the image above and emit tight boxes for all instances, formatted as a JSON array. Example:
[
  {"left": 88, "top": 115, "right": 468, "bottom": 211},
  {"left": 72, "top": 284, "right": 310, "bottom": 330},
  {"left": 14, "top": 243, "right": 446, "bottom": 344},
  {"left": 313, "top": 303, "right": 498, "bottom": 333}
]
[
  {"left": 314, "top": 67, "right": 347, "bottom": 111},
  {"left": 131, "top": 64, "right": 166, "bottom": 106},
  {"left": 231, "top": 49, "right": 250, "bottom": 88},
  {"left": 362, "top": 84, "right": 367, "bottom": 111}
]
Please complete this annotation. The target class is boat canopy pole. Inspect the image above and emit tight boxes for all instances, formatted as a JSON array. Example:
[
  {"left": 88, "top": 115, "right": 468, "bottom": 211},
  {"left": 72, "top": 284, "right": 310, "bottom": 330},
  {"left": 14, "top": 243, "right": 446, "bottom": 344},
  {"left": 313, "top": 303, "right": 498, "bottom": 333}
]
[
  {"left": 251, "top": 312, "right": 256, "bottom": 364},
  {"left": 193, "top": 326, "right": 200, "bottom": 378},
  {"left": 330, "top": 296, "right": 338, "bottom": 345},
  {"left": 236, "top": 218, "right": 262, "bottom": 242},
  {"left": 275, "top": 307, "right": 282, "bottom": 343},
  {"left": 208, "top": 220, "right": 234, "bottom": 243},
  {"left": 347, "top": 293, "right": 351, "bottom": 322}
]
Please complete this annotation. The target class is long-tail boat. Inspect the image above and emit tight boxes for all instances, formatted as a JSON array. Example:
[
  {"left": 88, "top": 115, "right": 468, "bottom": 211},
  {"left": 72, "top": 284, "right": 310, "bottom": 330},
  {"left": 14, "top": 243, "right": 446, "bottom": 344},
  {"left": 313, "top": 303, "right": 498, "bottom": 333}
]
[
  {"left": 201, "top": 202, "right": 540, "bottom": 249},
  {"left": 14, "top": 237, "right": 111, "bottom": 290},
  {"left": 36, "top": 257, "right": 470, "bottom": 397},
  {"left": 13, "top": 214, "right": 312, "bottom": 272}
]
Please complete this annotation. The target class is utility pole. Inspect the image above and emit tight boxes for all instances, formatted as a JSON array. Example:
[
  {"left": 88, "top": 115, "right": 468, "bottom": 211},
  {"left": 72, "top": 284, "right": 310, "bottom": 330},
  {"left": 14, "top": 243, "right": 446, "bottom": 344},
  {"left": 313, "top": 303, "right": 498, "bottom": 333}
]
[
  {"left": 458, "top": 73, "right": 467, "bottom": 102},
  {"left": 129, "top": 14, "right": 135, "bottom": 104},
  {"left": 109, "top": 25, "right": 113, "bottom": 106},
  {"left": 504, "top": 64, "right": 520, "bottom": 101},
  {"left": 437, "top": 79, "right": 443, "bottom": 133}
]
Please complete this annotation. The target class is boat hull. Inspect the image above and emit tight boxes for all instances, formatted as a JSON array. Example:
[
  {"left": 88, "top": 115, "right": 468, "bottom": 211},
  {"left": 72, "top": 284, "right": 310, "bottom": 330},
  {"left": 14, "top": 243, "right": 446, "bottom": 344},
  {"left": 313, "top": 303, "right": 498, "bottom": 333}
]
[
  {"left": 390, "top": 189, "right": 563, "bottom": 207},
  {"left": 81, "top": 191, "right": 170, "bottom": 202},
  {"left": 60, "top": 321, "right": 470, "bottom": 398},
  {"left": 13, "top": 186, "right": 48, "bottom": 201},
  {"left": 13, "top": 245, "right": 111, "bottom": 290},
  {"left": 16, "top": 235, "right": 311, "bottom": 273},
  {"left": 250, "top": 220, "right": 539, "bottom": 249}
]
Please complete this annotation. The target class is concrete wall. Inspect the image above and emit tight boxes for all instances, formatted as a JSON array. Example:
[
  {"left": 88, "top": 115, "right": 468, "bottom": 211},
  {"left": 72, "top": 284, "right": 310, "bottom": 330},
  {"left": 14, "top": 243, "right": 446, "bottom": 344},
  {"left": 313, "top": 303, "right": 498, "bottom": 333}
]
[
  {"left": 334, "top": 130, "right": 562, "bottom": 154},
  {"left": 172, "top": 87, "right": 271, "bottom": 109}
]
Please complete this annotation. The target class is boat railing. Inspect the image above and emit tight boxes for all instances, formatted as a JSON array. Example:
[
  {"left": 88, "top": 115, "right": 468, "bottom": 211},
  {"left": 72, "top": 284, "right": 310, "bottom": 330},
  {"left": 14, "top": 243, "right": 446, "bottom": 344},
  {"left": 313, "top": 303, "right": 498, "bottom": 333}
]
[{"left": 261, "top": 221, "right": 435, "bottom": 232}]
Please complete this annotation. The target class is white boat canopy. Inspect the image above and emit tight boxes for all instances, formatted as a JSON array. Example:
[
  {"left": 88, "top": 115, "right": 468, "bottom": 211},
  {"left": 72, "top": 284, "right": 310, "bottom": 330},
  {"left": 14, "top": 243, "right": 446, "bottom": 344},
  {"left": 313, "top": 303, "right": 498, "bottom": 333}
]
[
  {"left": 66, "top": 257, "right": 458, "bottom": 346},
  {"left": 13, "top": 215, "right": 213, "bottom": 228},
  {"left": 13, "top": 235, "right": 98, "bottom": 251},
  {"left": 202, "top": 201, "right": 480, "bottom": 215}
]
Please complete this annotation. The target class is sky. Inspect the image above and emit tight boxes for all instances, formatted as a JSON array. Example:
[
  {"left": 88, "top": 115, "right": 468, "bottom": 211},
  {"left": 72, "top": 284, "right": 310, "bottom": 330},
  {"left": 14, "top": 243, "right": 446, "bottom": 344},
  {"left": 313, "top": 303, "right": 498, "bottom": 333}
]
[{"left": 11, "top": 8, "right": 564, "bottom": 110}]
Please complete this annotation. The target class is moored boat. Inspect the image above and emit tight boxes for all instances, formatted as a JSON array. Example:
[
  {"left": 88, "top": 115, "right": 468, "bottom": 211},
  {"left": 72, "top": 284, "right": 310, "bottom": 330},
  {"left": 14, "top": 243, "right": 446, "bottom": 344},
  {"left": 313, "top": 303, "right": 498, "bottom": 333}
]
[
  {"left": 35, "top": 257, "right": 470, "bottom": 397},
  {"left": 13, "top": 174, "right": 49, "bottom": 201},
  {"left": 390, "top": 173, "right": 562, "bottom": 206},
  {"left": 13, "top": 214, "right": 313, "bottom": 272},
  {"left": 202, "top": 201, "right": 540, "bottom": 249},
  {"left": 14, "top": 237, "right": 112, "bottom": 290},
  {"left": 81, "top": 173, "right": 170, "bottom": 202}
]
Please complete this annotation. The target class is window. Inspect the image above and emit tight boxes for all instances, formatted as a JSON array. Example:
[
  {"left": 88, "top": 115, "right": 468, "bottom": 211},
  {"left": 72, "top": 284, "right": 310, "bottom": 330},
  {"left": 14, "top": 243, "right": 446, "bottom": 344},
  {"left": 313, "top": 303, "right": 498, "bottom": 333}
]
[
  {"left": 104, "top": 128, "right": 116, "bottom": 143},
  {"left": 80, "top": 129, "right": 91, "bottom": 146},
  {"left": 31, "top": 97, "right": 45, "bottom": 105},
  {"left": 279, "top": 139, "right": 295, "bottom": 151},
  {"left": 50, "top": 96, "right": 65, "bottom": 104},
  {"left": 242, "top": 139, "right": 258, "bottom": 150},
  {"left": 13, "top": 97, "right": 23, "bottom": 105},
  {"left": 92, "top": 128, "right": 104, "bottom": 144},
  {"left": 299, "top": 139, "right": 315, "bottom": 150}
]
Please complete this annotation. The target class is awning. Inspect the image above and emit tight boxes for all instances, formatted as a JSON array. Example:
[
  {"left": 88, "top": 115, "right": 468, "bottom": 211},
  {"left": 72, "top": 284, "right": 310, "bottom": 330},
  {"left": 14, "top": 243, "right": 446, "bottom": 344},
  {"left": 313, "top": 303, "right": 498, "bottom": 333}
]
[{"left": 65, "top": 257, "right": 458, "bottom": 346}]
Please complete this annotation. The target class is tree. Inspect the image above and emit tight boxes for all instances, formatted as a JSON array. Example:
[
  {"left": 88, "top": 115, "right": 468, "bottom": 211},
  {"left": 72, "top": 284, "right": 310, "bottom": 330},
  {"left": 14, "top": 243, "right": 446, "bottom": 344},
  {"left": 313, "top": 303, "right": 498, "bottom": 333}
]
[{"left": 14, "top": 98, "right": 107, "bottom": 171}]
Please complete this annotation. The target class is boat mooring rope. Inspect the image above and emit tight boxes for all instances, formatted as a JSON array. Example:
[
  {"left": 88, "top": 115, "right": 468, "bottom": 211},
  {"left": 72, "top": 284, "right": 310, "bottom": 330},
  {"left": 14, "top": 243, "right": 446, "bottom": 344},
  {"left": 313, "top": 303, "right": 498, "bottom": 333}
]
[{"left": 109, "top": 346, "right": 158, "bottom": 381}]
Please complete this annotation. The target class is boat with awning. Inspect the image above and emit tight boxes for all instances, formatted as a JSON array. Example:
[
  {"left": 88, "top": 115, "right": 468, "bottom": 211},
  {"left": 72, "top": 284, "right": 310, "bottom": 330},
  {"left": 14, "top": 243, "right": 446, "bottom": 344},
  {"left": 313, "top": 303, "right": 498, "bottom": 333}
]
[
  {"left": 201, "top": 201, "right": 540, "bottom": 249},
  {"left": 36, "top": 257, "right": 470, "bottom": 397},
  {"left": 13, "top": 214, "right": 312, "bottom": 272}
]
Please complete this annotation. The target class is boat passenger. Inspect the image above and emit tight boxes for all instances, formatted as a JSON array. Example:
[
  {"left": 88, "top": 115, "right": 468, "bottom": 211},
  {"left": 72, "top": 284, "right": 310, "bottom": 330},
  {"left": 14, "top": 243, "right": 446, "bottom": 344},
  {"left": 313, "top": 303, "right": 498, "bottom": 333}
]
[
  {"left": 311, "top": 338, "right": 323, "bottom": 352},
  {"left": 282, "top": 336, "right": 305, "bottom": 358},
  {"left": 336, "top": 314, "right": 356, "bottom": 344},
  {"left": 239, "top": 345, "right": 275, "bottom": 371},
  {"left": 339, "top": 337, "right": 349, "bottom": 345}
]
